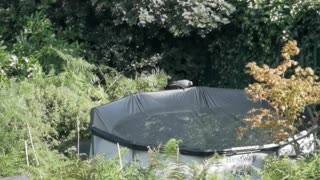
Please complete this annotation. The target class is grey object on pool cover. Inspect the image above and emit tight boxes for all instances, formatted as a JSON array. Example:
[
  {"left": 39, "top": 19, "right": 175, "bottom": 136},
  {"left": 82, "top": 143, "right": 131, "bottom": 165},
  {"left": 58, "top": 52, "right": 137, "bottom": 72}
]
[{"left": 90, "top": 87, "right": 315, "bottom": 156}]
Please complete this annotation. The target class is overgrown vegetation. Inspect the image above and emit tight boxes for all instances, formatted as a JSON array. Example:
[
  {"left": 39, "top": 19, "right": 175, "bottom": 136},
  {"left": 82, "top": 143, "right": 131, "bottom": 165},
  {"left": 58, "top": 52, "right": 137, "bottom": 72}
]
[
  {"left": 0, "top": 11, "right": 168, "bottom": 179},
  {"left": 1, "top": 0, "right": 320, "bottom": 179}
]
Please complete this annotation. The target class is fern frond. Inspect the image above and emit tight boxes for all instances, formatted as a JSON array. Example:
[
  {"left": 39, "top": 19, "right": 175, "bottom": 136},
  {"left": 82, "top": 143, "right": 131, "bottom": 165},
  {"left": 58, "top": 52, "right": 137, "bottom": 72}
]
[{"left": 49, "top": 48, "right": 95, "bottom": 72}]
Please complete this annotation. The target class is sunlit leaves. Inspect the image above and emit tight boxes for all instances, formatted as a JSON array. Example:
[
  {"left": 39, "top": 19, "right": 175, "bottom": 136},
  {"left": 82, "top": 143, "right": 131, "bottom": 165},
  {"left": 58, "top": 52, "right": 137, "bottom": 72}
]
[
  {"left": 106, "top": 0, "right": 235, "bottom": 36},
  {"left": 239, "top": 40, "right": 320, "bottom": 142}
]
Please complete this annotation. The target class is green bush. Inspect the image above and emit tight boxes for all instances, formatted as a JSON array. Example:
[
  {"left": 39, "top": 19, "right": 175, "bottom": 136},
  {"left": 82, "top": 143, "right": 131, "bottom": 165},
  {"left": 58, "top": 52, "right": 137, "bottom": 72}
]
[
  {"left": 0, "top": 11, "right": 169, "bottom": 179},
  {"left": 106, "top": 69, "right": 168, "bottom": 101},
  {"left": 261, "top": 154, "right": 320, "bottom": 180}
]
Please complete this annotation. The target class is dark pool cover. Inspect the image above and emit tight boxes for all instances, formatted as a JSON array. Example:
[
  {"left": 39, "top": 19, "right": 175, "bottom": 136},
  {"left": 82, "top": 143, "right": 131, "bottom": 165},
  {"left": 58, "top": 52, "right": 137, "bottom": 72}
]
[{"left": 91, "top": 87, "right": 289, "bottom": 156}]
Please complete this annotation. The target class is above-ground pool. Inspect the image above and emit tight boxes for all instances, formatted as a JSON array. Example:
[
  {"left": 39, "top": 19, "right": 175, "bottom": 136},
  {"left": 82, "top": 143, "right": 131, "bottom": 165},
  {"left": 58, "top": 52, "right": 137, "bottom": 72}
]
[{"left": 90, "top": 87, "right": 317, "bottom": 175}]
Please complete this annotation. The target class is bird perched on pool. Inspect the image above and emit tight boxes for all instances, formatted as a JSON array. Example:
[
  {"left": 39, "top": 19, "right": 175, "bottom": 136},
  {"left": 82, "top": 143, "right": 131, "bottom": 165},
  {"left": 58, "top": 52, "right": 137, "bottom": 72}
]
[{"left": 166, "top": 79, "right": 193, "bottom": 90}]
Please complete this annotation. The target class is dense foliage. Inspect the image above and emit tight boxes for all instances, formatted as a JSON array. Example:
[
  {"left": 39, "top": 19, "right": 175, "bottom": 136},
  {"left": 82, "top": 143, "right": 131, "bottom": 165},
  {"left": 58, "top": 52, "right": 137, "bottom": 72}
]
[
  {"left": 1, "top": 0, "right": 320, "bottom": 179},
  {"left": 0, "top": 10, "right": 168, "bottom": 179},
  {"left": 105, "top": 0, "right": 235, "bottom": 36},
  {"left": 1, "top": 0, "right": 320, "bottom": 87}
]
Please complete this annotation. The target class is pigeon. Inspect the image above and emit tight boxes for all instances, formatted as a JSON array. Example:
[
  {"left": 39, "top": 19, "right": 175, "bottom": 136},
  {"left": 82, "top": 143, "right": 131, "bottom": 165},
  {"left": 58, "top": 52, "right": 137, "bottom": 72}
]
[{"left": 166, "top": 79, "right": 193, "bottom": 90}]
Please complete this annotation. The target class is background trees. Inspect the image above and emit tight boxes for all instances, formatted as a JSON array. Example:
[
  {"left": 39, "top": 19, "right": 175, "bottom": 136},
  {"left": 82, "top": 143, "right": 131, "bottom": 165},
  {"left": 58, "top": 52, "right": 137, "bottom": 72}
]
[{"left": 1, "top": 0, "right": 320, "bottom": 87}]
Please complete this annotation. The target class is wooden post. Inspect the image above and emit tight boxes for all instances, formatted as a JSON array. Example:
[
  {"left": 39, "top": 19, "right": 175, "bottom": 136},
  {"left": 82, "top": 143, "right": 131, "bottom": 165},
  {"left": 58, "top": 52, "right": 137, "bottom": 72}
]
[
  {"left": 117, "top": 143, "right": 123, "bottom": 170},
  {"left": 176, "top": 146, "right": 180, "bottom": 163},
  {"left": 77, "top": 117, "right": 80, "bottom": 157},
  {"left": 27, "top": 123, "right": 39, "bottom": 166},
  {"left": 24, "top": 140, "right": 29, "bottom": 167}
]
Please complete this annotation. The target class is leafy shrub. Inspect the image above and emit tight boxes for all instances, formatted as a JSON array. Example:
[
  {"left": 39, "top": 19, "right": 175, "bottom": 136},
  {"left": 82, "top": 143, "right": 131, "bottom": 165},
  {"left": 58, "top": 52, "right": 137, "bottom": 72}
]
[
  {"left": 106, "top": 69, "right": 168, "bottom": 101},
  {"left": 261, "top": 154, "right": 320, "bottom": 180},
  {"left": 106, "top": 0, "right": 235, "bottom": 36},
  {"left": 164, "top": 139, "right": 181, "bottom": 157},
  {"left": 239, "top": 41, "right": 320, "bottom": 145},
  {"left": 0, "top": 11, "right": 169, "bottom": 179}
]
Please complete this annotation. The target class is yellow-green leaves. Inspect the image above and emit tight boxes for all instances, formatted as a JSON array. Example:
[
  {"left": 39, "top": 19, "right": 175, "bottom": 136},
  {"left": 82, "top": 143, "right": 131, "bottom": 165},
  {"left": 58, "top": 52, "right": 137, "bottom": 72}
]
[{"left": 239, "top": 40, "right": 320, "bottom": 142}]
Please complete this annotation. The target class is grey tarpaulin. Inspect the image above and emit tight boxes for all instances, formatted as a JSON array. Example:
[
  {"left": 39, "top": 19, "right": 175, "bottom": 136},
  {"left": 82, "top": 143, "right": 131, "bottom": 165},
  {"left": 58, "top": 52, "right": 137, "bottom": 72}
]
[{"left": 90, "top": 86, "right": 314, "bottom": 157}]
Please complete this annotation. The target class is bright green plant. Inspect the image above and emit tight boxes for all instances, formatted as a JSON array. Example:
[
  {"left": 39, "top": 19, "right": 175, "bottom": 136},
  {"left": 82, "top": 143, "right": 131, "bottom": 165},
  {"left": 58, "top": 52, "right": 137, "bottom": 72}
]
[
  {"left": 0, "top": 10, "right": 170, "bottom": 179},
  {"left": 261, "top": 154, "right": 320, "bottom": 180},
  {"left": 12, "top": 11, "right": 82, "bottom": 76},
  {"left": 163, "top": 139, "right": 181, "bottom": 157},
  {"left": 106, "top": 68, "right": 168, "bottom": 101}
]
